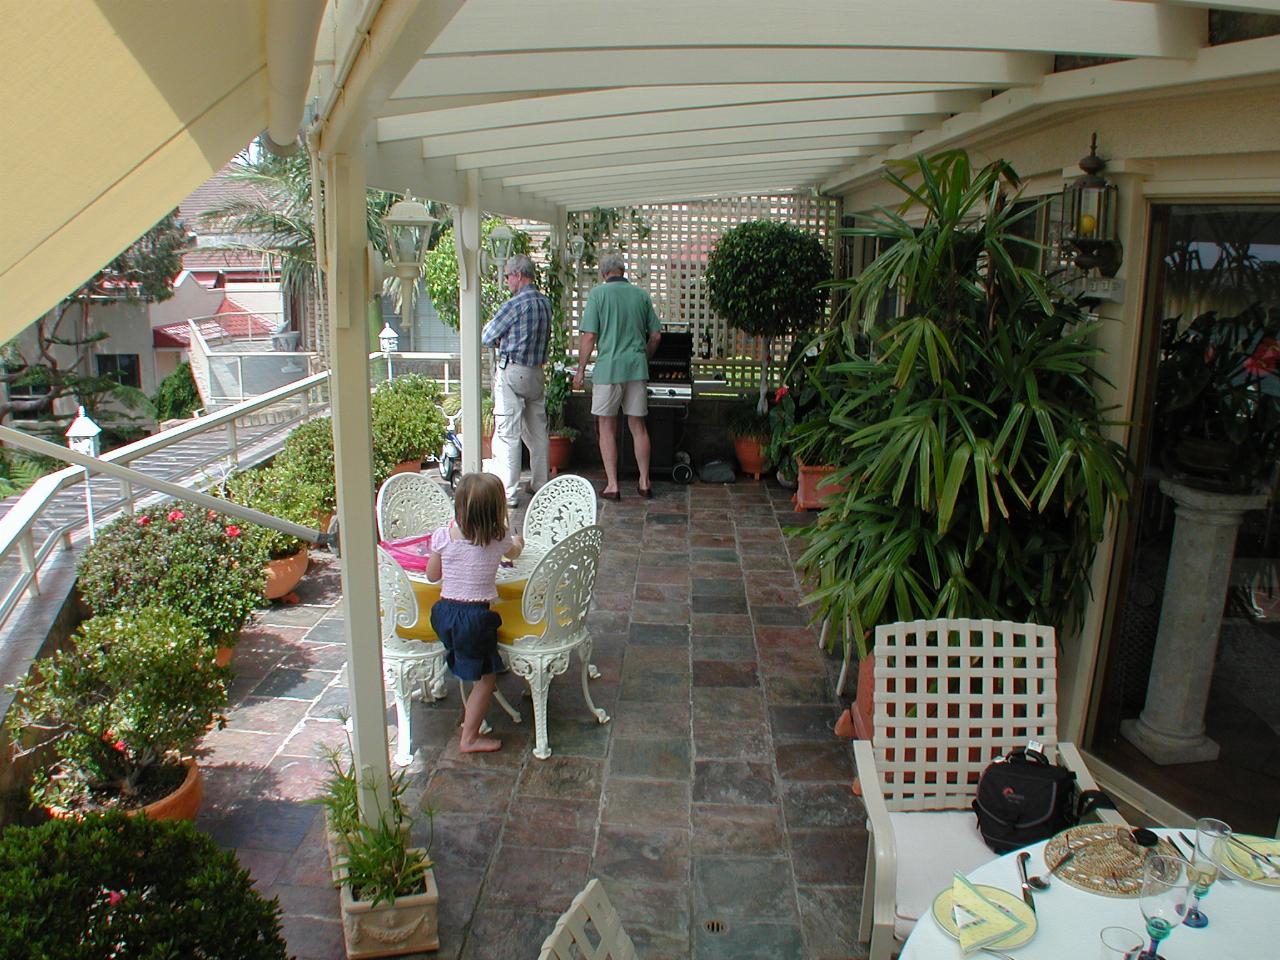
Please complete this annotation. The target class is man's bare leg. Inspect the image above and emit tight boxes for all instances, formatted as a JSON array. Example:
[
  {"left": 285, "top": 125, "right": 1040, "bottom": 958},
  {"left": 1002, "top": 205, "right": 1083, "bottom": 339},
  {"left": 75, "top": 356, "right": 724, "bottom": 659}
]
[
  {"left": 597, "top": 415, "right": 620, "bottom": 494},
  {"left": 628, "top": 415, "right": 652, "bottom": 491},
  {"left": 460, "top": 674, "right": 501, "bottom": 752}
]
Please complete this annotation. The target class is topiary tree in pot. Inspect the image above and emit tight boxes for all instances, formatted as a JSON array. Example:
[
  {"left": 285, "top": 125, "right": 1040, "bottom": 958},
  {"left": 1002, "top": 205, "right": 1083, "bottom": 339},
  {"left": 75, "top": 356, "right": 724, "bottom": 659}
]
[
  {"left": 370, "top": 373, "right": 448, "bottom": 487},
  {"left": 795, "top": 151, "right": 1131, "bottom": 661},
  {"left": 704, "top": 219, "right": 832, "bottom": 414}
]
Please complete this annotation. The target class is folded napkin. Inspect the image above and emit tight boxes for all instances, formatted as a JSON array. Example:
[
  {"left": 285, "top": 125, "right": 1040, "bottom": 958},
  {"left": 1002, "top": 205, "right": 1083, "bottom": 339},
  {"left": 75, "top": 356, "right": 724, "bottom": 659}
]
[{"left": 951, "top": 874, "right": 1027, "bottom": 953}]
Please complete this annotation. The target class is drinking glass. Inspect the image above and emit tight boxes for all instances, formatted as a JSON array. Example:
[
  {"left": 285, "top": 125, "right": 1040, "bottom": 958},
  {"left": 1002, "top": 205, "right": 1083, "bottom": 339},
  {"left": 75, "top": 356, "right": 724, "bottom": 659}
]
[
  {"left": 1184, "top": 817, "right": 1230, "bottom": 928},
  {"left": 1099, "top": 925, "right": 1145, "bottom": 959},
  {"left": 1138, "top": 855, "right": 1191, "bottom": 960}
]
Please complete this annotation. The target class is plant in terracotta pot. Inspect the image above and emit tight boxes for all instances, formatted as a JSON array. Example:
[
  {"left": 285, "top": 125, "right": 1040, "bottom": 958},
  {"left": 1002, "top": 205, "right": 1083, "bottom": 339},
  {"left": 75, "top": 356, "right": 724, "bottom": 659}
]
[
  {"left": 5, "top": 607, "right": 229, "bottom": 818},
  {"left": 0, "top": 812, "right": 289, "bottom": 957},
  {"left": 371, "top": 373, "right": 448, "bottom": 486},
  {"left": 217, "top": 463, "right": 324, "bottom": 601},
  {"left": 76, "top": 503, "right": 267, "bottom": 657},
  {"left": 727, "top": 401, "right": 771, "bottom": 480},
  {"left": 704, "top": 219, "right": 832, "bottom": 414},
  {"left": 544, "top": 357, "right": 580, "bottom": 474},
  {"left": 274, "top": 415, "right": 337, "bottom": 517}
]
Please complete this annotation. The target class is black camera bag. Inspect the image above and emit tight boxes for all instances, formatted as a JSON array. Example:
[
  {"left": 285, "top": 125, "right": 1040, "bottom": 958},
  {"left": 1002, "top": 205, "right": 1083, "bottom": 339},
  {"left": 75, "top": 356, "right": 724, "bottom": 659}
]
[{"left": 972, "top": 748, "right": 1114, "bottom": 853}]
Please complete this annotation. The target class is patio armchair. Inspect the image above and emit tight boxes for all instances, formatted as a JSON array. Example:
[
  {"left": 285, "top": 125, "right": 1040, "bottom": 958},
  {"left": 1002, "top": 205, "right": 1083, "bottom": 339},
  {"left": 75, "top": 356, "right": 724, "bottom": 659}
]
[
  {"left": 523, "top": 474, "right": 597, "bottom": 550},
  {"left": 376, "top": 471, "right": 454, "bottom": 542},
  {"left": 538, "top": 878, "right": 636, "bottom": 960},
  {"left": 493, "top": 524, "right": 609, "bottom": 760},
  {"left": 855, "top": 618, "right": 1126, "bottom": 960}
]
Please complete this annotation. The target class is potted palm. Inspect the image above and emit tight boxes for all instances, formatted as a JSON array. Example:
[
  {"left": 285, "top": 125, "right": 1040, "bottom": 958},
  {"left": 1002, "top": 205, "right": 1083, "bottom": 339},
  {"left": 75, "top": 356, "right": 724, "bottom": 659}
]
[
  {"left": 5, "top": 607, "right": 229, "bottom": 819},
  {"left": 795, "top": 151, "right": 1131, "bottom": 669}
]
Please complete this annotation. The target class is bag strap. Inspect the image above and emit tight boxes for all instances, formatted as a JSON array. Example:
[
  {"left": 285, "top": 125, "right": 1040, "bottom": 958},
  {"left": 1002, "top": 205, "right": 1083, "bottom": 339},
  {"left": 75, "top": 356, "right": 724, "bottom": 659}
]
[
  {"left": 1076, "top": 788, "right": 1117, "bottom": 820},
  {"left": 1005, "top": 747, "right": 1051, "bottom": 767}
]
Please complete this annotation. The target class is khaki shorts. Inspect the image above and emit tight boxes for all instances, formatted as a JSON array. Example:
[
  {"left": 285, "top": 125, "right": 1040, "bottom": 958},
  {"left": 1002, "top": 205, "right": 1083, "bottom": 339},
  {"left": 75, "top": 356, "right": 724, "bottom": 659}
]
[{"left": 591, "top": 380, "right": 648, "bottom": 417}]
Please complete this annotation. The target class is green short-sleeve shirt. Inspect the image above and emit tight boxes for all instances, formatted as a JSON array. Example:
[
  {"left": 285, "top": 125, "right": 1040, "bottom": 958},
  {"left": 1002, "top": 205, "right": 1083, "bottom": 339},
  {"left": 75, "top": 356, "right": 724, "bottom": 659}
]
[{"left": 580, "top": 279, "right": 661, "bottom": 385}]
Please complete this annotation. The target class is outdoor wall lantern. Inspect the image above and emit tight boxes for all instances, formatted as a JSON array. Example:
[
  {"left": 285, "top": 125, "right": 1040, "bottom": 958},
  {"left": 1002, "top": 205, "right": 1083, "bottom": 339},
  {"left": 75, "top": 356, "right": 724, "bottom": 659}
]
[
  {"left": 1060, "top": 134, "right": 1123, "bottom": 279},
  {"left": 378, "top": 322, "right": 399, "bottom": 382},
  {"left": 486, "top": 224, "right": 515, "bottom": 274},
  {"left": 567, "top": 234, "right": 586, "bottom": 265},
  {"left": 381, "top": 194, "right": 436, "bottom": 353}
]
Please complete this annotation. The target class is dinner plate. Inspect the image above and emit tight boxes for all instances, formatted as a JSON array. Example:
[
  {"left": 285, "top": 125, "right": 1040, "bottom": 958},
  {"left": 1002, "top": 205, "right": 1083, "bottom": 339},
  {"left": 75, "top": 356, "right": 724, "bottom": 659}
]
[
  {"left": 1216, "top": 834, "right": 1280, "bottom": 888},
  {"left": 930, "top": 883, "right": 1037, "bottom": 948}
]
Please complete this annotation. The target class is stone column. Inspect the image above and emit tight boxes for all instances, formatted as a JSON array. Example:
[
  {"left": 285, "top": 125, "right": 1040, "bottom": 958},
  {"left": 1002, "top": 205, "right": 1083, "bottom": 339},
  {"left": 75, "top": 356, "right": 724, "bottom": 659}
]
[{"left": 1121, "top": 479, "right": 1266, "bottom": 765}]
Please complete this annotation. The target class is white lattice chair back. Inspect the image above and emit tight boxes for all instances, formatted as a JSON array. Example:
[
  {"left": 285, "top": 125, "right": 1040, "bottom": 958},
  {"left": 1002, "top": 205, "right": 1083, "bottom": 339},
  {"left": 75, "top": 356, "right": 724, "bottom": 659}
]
[
  {"left": 523, "top": 474, "right": 597, "bottom": 551},
  {"left": 539, "top": 878, "right": 637, "bottom": 960},
  {"left": 519, "top": 523, "right": 603, "bottom": 643},
  {"left": 376, "top": 472, "right": 454, "bottom": 541},
  {"left": 872, "top": 617, "right": 1059, "bottom": 812}
]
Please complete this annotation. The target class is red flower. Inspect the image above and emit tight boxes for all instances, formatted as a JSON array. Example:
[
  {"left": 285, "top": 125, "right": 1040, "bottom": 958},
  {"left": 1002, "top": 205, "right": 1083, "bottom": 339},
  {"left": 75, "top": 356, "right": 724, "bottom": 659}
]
[
  {"left": 1244, "top": 337, "right": 1280, "bottom": 377},
  {"left": 112, "top": 740, "right": 126, "bottom": 752},
  {"left": 107, "top": 891, "right": 124, "bottom": 907},
  {"left": 207, "top": 509, "right": 218, "bottom": 521},
  {"left": 774, "top": 386, "right": 789, "bottom": 403},
  {"left": 136, "top": 516, "right": 151, "bottom": 526},
  {"left": 167, "top": 509, "right": 185, "bottom": 522},
  {"left": 226, "top": 525, "right": 241, "bottom": 538}
]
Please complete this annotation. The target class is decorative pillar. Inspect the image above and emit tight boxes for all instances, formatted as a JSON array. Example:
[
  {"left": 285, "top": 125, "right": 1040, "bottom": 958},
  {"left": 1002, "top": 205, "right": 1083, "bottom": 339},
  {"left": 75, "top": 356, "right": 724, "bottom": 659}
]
[{"left": 1121, "top": 479, "right": 1266, "bottom": 764}]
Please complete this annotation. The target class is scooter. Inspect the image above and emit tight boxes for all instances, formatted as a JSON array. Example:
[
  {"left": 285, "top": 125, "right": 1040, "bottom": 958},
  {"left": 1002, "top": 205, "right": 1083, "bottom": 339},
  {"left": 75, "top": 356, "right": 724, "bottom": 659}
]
[{"left": 439, "top": 413, "right": 462, "bottom": 489}]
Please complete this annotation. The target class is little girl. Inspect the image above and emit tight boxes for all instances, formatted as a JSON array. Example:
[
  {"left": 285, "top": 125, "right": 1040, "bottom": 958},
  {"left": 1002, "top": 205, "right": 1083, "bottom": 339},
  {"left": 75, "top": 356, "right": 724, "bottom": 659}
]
[{"left": 426, "top": 472, "right": 523, "bottom": 753}]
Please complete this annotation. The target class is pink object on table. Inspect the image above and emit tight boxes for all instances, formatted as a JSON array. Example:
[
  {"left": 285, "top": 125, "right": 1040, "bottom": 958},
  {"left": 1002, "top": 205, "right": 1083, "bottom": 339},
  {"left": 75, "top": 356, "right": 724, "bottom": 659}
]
[{"left": 379, "top": 533, "right": 434, "bottom": 572}]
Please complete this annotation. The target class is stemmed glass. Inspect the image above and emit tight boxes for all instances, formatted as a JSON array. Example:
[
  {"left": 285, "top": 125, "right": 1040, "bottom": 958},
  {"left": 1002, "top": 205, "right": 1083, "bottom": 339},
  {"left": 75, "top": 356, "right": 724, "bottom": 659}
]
[
  {"left": 1138, "top": 855, "right": 1192, "bottom": 960},
  {"left": 1184, "top": 817, "right": 1230, "bottom": 928}
]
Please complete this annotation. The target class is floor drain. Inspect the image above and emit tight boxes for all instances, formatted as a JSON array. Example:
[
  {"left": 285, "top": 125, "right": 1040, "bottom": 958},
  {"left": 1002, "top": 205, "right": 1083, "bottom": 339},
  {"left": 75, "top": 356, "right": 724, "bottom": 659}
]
[{"left": 703, "top": 919, "right": 728, "bottom": 935}]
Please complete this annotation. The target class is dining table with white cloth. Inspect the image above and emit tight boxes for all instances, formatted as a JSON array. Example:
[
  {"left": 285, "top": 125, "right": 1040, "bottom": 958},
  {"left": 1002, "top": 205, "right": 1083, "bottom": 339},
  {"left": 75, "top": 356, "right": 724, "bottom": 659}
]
[{"left": 899, "top": 828, "right": 1275, "bottom": 959}]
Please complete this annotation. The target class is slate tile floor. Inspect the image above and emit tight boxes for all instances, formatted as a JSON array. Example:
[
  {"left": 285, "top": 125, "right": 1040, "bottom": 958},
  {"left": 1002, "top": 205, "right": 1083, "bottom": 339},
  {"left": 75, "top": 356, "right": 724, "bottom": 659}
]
[{"left": 196, "top": 477, "right": 869, "bottom": 959}]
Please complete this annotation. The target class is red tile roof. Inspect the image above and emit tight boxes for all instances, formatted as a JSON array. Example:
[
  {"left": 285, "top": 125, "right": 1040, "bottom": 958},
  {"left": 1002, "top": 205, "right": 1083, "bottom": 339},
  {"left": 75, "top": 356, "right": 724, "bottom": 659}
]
[{"left": 153, "top": 295, "right": 276, "bottom": 349}]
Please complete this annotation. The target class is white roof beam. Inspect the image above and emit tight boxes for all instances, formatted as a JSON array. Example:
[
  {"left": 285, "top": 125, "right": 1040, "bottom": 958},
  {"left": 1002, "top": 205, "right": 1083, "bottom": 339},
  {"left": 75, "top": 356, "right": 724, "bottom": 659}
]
[
  {"left": 501, "top": 148, "right": 870, "bottom": 188},
  {"left": 534, "top": 169, "right": 841, "bottom": 203},
  {"left": 429, "top": 1, "right": 1204, "bottom": 59},
  {"left": 554, "top": 182, "right": 820, "bottom": 208},
  {"left": 378, "top": 86, "right": 984, "bottom": 142},
  {"left": 392, "top": 48, "right": 1051, "bottom": 100},
  {"left": 532, "top": 162, "right": 845, "bottom": 196},
  {"left": 449, "top": 123, "right": 916, "bottom": 170}
]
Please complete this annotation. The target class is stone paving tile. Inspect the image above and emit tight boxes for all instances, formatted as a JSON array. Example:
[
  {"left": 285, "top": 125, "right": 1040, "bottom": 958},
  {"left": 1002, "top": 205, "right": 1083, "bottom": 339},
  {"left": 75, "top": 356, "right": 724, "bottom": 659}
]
[
  {"left": 279, "top": 717, "right": 353, "bottom": 759},
  {"left": 257, "top": 600, "right": 332, "bottom": 629},
  {"left": 227, "top": 694, "right": 312, "bottom": 735},
  {"left": 594, "top": 824, "right": 691, "bottom": 885},
  {"left": 629, "top": 622, "right": 691, "bottom": 646},
  {"left": 690, "top": 576, "right": 745, "bottom": 596},
  {"left": 206, "top": 798, "right": 318, "bottom": 853},
  {"left": 797, "top": 884, "right": 868, "bottom": 959},
  {"left": 499, "top": 797, "right": 598, "bottom": 851},
  {"left": 609, "top": 737, "right": 691, "bottom": 780},
  {"left": 763, "top": 673, "right": 834, "bottom": 704},
  {"left": 691, "top": 594, "right": 749, "bottom": 614},
  {"left": 423, "top": 813, "right": 502, "bottom": 872},
  {"left": 254, "top": 666, "right": 339, "bottom": 700},
  {"left": 692, "top": 659, "right": 758, "bottom": 687},
  {"left": 515, "top": 754, "right": 604, "bottom": 801},
  {"left": 280, "top": 915, "right": 346, "bottom": 960},
  {"left": 635, "top": 565, "right": 689, "bottom": 584},
  {"left": 609, "top": 700, "right": 690, "bottom": 739},
  {"left": 769, "top": 704, "right": 841, "bottom": 741},
  {"left": 424, "top": 765, "right": 521, "bottom": 815},
  {"left": 690, "top": 803, "right": 788, "bottom": 857},
  {"left": 602, "top": 779, "right": 690, "bottom": 830},
  {"left": 694, "top": 922, "right": 805, "bottom": 960},
  {"left": 257, "top": 755, "right": 331, "bottom": 801},
  {"left": 774, "top": 741, "right": 854, "bottom": 781},
  {"left": 790, "top": 827, "right": 868, "bottom": 885},
  {"left": 780, "top": 781, "right": 866, "bottom": 829},
  {"left": 301, "top": 615, "right": 347, "bottom": 643},
  {"left": 635, "top": 580, "right": 691, "bottom": 603},
  {"left": 688, "top": 561, "right": 743, "bottom": 579},
  {"left": 693, "top": 858, "right": 797, "bottom": 922},
  {"left": 279, "top": 641, "right": 349, "bottom": 671},
  {"left": 692, "top": 759, "right": 776, "bottom": 805},
  {"left": 601, "top": 878, "right": 691, "bottom": 938},
  {"left": 632, "top": 600, "right": 693, "bottom": 624},
  {"left": 479, "top": 845, "right": 591, "bottom": 912},
  {"left": 460, "top": 908, "right": 559, "bottom": 960},
  {"left": 690, "top": 633, "right": 757, "bottom": 661},
  {"left": 198, "top": 728, "right": 284, "bottom": 767},
  {"left": 691, "top": 612, "right": 753, "bottom": 635}
]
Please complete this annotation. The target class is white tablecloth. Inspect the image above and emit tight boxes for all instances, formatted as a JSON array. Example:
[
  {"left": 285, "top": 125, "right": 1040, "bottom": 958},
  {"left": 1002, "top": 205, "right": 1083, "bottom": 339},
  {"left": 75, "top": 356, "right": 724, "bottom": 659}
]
[{"left": 899, "top": 829, "right": 1276, "bottom": 959}]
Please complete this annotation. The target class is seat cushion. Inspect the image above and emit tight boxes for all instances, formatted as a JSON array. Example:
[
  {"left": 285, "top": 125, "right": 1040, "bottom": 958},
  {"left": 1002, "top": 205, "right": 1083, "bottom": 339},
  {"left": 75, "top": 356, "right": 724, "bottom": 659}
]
[
  {"left": 888, "top": 810, "right": 995, "bottom": 940},
  {"left": 493, "top": 595, "right": 544, "bottom": 644}
]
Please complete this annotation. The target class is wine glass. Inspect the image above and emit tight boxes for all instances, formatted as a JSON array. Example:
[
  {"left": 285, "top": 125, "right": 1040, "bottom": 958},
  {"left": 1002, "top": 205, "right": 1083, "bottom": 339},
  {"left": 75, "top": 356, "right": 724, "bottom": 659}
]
[
  {"left": 1099, "top": 925, "right": 1145, "bottom": 959},
  {"left": 1139, "top": 854, "right": 1192, "bottom": 960},
  {"left": 1184, "top": 817, "right": 1230, "bottom": 928}
]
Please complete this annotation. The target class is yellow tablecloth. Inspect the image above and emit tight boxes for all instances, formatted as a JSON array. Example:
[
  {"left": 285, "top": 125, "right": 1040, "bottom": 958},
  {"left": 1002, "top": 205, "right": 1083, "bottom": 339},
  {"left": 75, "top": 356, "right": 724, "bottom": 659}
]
[{"left": 400, "top": 544, "right": 547, "bottom": 643}]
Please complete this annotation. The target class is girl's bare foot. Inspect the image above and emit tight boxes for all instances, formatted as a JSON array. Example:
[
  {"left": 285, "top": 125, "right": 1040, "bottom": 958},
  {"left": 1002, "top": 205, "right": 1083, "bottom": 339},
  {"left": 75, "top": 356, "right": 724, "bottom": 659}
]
[{"left": 460, "top": 736, "right": 502, "bottom": 753}]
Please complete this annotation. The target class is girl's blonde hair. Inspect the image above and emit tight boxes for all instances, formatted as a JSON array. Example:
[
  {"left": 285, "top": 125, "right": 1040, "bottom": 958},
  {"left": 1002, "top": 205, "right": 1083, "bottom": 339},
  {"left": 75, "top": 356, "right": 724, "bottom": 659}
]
[{"left": 452, "top": 472, "right": 508, "bottom": 546}]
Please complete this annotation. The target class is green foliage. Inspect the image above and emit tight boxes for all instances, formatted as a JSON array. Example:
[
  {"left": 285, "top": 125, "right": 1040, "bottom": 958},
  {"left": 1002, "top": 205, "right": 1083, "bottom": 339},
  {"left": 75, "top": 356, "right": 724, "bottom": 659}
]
[
  {"left": 544, "top": 358, "right": 574, "bottom": 432},
  {"left": 0, "top": 451, "right": 53, "bottom": 497},
  {"left": 727, "top": 401, "right": 771, "bottom": 440},
  {"left": 371, "top": 374, "right": 448, "bottom": 486},
  {"left": 424, "top": 218, "right": 533, "bottom": 330},
  {"left": 275, "top": 416, "right": 337, "bottom": 514},
  {"left": 217, "top": 464, "right": 323, "bottom": 561},
  {"left": 441, "top": 391, "right": 495, "bottom": 435},
  {"left": 0, "top": 812, "right": 288, "bottom": 958},
  {"left": 77, "top": 504, "right": 267, "bottom": 645},
  {"left": 705, "top": 220, "right": 832, "bottom": 342},
  {"left": 5, "top": 608, "right": 229, "bottom": 811},
  {"left": 152, "top": 362, "right": 201, "bottom": 421},
  {"left": 794, "top": 151, "right": 1131, "bottom": 656}
]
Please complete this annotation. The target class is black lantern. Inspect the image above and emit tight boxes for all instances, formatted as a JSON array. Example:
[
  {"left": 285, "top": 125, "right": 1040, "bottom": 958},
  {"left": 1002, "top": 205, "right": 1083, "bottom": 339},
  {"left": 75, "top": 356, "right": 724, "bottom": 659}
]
[{"left": 1061, "top": 134, "right": 1122, "bottom": 278}]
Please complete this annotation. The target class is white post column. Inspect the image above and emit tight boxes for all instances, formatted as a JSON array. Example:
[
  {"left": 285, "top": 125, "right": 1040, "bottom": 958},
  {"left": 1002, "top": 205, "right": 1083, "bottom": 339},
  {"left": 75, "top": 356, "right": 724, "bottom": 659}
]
[
  {"left": 325, "top": 147, "right": 392, "bottom": 819},
  {"left": 458, "top": 171, "right": 484, "bottom": 475},
  {"left": 1121, "top": 479, "right": 1267, "bottom": 765}
]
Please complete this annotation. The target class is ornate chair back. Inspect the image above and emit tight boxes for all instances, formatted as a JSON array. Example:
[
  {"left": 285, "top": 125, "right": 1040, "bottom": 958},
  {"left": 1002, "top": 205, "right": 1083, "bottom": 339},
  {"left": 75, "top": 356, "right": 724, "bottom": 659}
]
[
  {"left": 376, "top": 472, "right": 454, "bottom": 541},
  {"left": 520, "top": 524, "right": 603, "bottom": 643},
  {"left": 523, "top": 474, "right": 597, "bottom": 551},
  {"left": 376, "top": 544, "right": 420, "bottom": 639}
]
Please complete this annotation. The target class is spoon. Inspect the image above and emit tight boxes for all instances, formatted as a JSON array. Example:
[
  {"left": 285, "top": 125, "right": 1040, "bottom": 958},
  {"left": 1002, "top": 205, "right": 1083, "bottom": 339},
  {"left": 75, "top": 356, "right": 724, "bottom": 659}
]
[{"left": 1025, "top": 848, "right": 1077, "bottom": 889}]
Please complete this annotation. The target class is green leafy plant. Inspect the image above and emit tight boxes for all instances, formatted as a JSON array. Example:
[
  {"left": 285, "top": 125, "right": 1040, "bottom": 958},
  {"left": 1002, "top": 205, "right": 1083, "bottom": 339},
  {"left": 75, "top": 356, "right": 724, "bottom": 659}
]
[
  {"left": 77, "top": 503, "right": 267, "bottom": 646},
  {"left": 0, "top": 812, "right": 288, "bottom": 958},
  {"left": 424, "top": 218, "right": 533, "bottom": 330},
  {"left": 544, "top": 358, "right": 575, "bottom": 434},
  {"left": 5, "top": 608, "right": 229, "bottom": 812},
  {"left": 371, "top": 374, "right": 448, "bottom": 486},
  {"left": 217, "top": 463, "right": 324, "bottom": 560},
  {"left": 441, "top": 390, "right": 495, "bottom": 435},
  {"left": 795, "top": 151, "right": 1131, "bottom": 657},
  {"left": 705, "top": 219, "right": 832, "bottom": 411},
  {"left": 152, "top": 361, "right": 201, "bottom": 422},
  {"left": 0, "top": 450, "right": 53, "bottom": 497},
  {"left": 274, "top": 415, "right": 337, "bottom": 514},
  {"left": 727, "top": 401, "right": 771, "bottom": 441}
]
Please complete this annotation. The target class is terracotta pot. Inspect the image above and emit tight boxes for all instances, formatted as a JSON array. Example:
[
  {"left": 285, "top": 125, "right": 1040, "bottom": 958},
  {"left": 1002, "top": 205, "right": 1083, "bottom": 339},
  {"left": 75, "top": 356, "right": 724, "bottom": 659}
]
[
  {"left": 481, "top": 430, "right": 494, "bottom": 460},
  {"left": 340, "top": 860, "right": 439, "bottom": 958},
  {"left": 215, "top": 645, "right": 234, "bottom": 668},
  {"left": 793, "top": 461, "right": 847, "bottom": 510},
  {"left": 548, "top": 434, "right": 573, "bottom": 476},
  {"left": 138, "top": 757, "right": 203, "bottom": 821},
  {"left": 732, "top": 435, "right": 766, "bottom": 480},
  {"left": 389, "top": 459, "right": 422, "bottom": 477},
  {"left": 264, "top": 547, "right": 309, "bottom": 600}
]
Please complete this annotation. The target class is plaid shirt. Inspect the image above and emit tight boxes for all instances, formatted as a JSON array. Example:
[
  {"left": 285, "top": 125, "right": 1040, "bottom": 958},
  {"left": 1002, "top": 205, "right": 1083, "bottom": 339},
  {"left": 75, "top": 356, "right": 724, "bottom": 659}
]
[{"left": 481, "top": 286, "right": 551, "bottom": 367}]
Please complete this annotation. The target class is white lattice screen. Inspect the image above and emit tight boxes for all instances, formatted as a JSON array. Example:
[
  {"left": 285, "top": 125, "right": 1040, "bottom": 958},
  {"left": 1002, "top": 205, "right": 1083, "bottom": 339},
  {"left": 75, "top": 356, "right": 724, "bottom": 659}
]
[{"left": 567, "top": 194, "right": 838, "bottom": 391}]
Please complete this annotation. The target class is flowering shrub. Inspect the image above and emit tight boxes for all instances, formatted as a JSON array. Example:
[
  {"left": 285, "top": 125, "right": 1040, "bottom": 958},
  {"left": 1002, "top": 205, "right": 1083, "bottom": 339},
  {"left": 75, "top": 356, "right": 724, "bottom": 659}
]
[
  {"left": 77, "top": 503, "right": 267, "bottom": 644},
  {"left": 217, "top": 463, "right": 324, "bottom": 560},
  {"left": 0, "top": 813, "right": 288, "bottom": 958},
  {"left": 5, "top": 608, "right": 229, "bottom": 812}
]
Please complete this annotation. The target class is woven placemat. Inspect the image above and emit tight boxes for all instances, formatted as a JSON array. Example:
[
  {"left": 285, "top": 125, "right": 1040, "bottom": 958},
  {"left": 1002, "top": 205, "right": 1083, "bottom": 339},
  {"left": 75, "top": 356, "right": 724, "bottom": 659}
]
[{"left": 1042, "top": 825, "right": 1180, "bottom": 898}]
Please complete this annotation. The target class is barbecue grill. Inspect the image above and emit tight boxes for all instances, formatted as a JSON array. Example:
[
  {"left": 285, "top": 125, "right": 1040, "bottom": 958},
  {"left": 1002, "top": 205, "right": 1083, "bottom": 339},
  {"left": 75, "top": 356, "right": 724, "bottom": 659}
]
[{"left": 647, "top": 330, "right": 693, "bottom": 406}]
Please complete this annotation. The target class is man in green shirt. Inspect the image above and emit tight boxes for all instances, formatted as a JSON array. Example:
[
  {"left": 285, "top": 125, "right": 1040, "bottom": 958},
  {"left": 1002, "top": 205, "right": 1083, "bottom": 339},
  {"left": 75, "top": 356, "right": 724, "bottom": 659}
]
[{"left": 573, "top": 251, "right": 662, "bottom": 499}]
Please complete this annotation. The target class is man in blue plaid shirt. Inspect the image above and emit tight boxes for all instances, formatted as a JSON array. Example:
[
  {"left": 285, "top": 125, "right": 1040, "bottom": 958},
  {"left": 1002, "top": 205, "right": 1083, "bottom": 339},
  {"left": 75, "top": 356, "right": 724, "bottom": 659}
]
[{"left": 482, "top": 253, "right": 551, "bottom": 506}]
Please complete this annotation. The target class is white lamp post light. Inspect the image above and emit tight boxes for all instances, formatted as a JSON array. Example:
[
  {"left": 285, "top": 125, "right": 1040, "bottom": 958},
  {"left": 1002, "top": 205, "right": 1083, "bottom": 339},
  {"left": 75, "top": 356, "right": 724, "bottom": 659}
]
[
  {"left": 378, "top": 322, "right": 400, "bottom": 382},
  {"left": 487, "top": 224, "right": 515, "bottom": 276},
  {"left": 381, "top": 194, "right": 437, "bottom": 353},
  {"left": 64, "top": 406, "right": 101, "bottom": 542}
]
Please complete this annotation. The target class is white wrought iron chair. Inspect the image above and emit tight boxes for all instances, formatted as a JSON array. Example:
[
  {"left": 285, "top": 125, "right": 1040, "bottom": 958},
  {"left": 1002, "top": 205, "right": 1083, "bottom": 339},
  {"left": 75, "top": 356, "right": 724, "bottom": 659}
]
[
  {"left": 376, "top": 471, "right": 454, "bottom": 541},
  {"left": 493, "top": 524, "right": 608, "bottom": 760},
  {"left": 376, "top": 545, "right": 448, "bottom": 767},
  {"left": 523, "top": 473, "right": 597, "bottom": 550},
  {"left": 855, "top": 618, "right": 1126, "bottom": 960},
  {"left": 538, "top": 878, "right": 636, "bottom": 960}
]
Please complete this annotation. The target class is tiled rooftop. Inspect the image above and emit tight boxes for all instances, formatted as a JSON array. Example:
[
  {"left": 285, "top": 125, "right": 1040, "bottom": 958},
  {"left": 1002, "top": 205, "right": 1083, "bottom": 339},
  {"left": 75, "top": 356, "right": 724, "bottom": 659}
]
[{"left": 195, "top": 474, "right": 868, "bottom": 960}]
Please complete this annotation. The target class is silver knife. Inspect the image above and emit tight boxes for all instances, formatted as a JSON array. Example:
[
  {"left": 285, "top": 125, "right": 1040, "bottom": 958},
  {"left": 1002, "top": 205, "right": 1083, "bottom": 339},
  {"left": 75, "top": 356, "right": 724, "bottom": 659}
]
[{"left": 1016, "top": 851, "right": 1037, "bottom": 913}]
